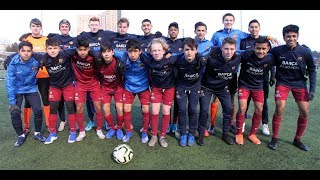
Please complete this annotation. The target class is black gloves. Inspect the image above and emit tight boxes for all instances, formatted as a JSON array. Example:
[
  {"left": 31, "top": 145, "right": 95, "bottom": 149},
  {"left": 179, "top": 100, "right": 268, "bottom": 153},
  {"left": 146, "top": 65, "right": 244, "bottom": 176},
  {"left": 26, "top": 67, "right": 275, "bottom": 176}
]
[
  {"left": 19, "top": 33, "right": 32, "bottom": 41},
  {"left": 9, "top": 105, "right": 21, "bottom": 113},
  {"left": 269, "top": 78, "right": 276, "bottom": 87},
  {"left": 308, "top": 92, "right": 315, "bottom": 101},
  {"left": 155, "top": 31, "right": 162, "bottom": 38}
]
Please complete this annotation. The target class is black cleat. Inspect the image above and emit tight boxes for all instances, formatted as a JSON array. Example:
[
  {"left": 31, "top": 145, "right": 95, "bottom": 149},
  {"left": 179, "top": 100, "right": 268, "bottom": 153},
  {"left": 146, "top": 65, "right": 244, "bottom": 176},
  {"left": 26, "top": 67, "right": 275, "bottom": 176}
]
[
  {"left": 222, "top": 134, "right": 235, "bottom": 145},
  {"left": 268, "top": 137, "right": 279, "bottom": 150},
  {"left": 34, "top": 134, "right": 46, "bottom": 142},
  {"left": 196, "top": 136, "right": 204, "bottom": 146},
  {"left": 14, "top": 136, "right": 26, "bottom": 147},
  {"left": 293, "top": 139, "right": 310, "bottom": 151}
]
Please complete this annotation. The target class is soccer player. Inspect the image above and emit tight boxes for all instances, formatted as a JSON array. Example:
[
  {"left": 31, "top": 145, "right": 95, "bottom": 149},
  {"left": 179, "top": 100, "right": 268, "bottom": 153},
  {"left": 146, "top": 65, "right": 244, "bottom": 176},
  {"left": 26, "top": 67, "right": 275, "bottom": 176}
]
[
  {"left": 197, "top": 37, "right": 241, "bottom": 146},
  {"left": 40, "top": 38, "right": 78, "bottom": 144},
  {"left": 240, "top": 19, "right": 276, "bottom": 136},
  {"left": 174, "top": 38, "right": 206, "bottom": 147},
  {"left": 267, "top": 24, "right": 316, "bottom": 151},
  {"left": 47, "top": 19, "right": 77, "bottom": 132},
  {"left": 71, "top": 36, "right": 104, "bottom": 141},
  {"left": 97, "top": 42, "right": 126, "bottom": 140},
  {"left": 235, "top": 37, "right": 274, "bottom": 145},
  {"left": 6, "top": 41, "right": 46, "bottom": 147},
  {"left": 113, "top": 39, "right": 151, "bottom": 143},
  {"left": 141, "top": 38, "right": 182, "bottom": 148},
  {"left": 19, "top": 18, "right": 50, "bottom": 133}
]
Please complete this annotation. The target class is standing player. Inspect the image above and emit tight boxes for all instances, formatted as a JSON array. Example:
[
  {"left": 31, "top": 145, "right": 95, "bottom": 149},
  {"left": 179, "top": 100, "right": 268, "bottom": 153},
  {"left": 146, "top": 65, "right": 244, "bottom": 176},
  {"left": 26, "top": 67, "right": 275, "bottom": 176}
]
[
  {"left": 268, "top": 24, "right": 316, "bottom": 151},
  {"left": 6, "top": 41, "right": 46, "bottom": 147}
]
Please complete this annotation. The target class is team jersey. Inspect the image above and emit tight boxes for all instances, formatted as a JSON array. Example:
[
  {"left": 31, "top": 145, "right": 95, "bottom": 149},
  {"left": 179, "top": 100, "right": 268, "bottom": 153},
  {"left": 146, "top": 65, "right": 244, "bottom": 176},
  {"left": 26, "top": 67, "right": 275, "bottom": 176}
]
[
  {"left": 202, "top": 47, "right": 241, "bottom": 91},
  {"left": 111, "top": 33, "right": 139, "bottom": 51},
  {"left": 195, "top": 36, "right": 213, "bottom": 56},
  {"left": 50, "top": 34, "right": 77, "bottom": 50},
  {"left": 6, "top": 54, "right": 41, "bottom": 105},
  {"left": 238, "top": 50, "right": 274, "bottom": 90},
  {"left": 165, "top": 37, "right": 184, "bottom": 53},
  {"left": 42, "top": 49, "right": 75, "bottom": 88},
  {"left": 270, "top": 44, "right": 317, "bottom": 93},
  {"left": 210, "top": 28, "right": 249, "bottom": 50},
  {"left": 24, "top": 35, "right": 49, "bottom": 78},
  {"left": 71, "top": 52, "right": 100, "bottom": 86},
  {"left": 98, "top": 57, "right": 124, "bottom": 93},
  {"left": 78, "top": 30, "right": 117, "bottom": 52},
  {"left": 138, "top": 33, "right": 157, "bottom": 52}
]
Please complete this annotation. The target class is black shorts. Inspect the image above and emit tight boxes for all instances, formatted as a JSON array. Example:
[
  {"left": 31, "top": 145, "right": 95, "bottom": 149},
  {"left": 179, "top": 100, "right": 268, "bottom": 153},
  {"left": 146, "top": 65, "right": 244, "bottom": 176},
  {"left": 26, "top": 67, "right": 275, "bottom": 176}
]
[{"left": 228, "top": 73, "right": 238, "bottom": 95}]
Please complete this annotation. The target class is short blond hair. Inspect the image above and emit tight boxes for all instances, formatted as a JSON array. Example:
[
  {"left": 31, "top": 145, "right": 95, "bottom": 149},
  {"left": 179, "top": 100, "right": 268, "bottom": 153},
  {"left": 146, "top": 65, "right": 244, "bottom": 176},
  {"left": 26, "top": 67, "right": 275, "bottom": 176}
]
[{"left": 147, "top": 38, "right": 169, "bottom": 53}]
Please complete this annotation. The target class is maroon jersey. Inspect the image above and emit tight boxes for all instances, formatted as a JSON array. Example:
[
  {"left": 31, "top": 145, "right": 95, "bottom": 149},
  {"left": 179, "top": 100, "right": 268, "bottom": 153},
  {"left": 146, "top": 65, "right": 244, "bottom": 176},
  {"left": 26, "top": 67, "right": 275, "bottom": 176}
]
[
  {"left": 71, "top": 54, "right": 99, "bottom": 86},
  {"left": 98, "top": 57, "right": 123, "bottom": 93}
]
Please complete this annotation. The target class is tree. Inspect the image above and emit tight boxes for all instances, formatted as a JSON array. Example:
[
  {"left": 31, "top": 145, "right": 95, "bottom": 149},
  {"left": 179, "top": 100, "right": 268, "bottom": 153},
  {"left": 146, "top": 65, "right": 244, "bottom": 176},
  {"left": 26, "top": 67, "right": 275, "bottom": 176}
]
[{"left": 5, "top": 42, "right": 18, "bottom": 52}]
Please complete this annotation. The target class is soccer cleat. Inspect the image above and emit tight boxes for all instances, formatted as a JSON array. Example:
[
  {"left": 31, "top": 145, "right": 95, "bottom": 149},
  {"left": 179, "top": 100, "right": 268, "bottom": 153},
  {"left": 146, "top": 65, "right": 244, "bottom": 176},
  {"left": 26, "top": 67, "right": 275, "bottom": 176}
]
[
  {"left": 85, "top": 121, "right": 95, "bottom": 131},
  {"left": 68, "top": 132, "right": 76, "bottom": 143},
  {"left": 34, "top": 134, "right": 46, "bottom": 142},
  {"left": 248, "top": 134, "right": 261, "bottom": 145},
  {"left": 222, "top": 134, "right": 235, "bottom": 145},
  {"left": 175, "top": 130, "right": 181, "bottom": 139},
  {"left": 245, "top": 114, "right": 252, "bottom": 119},
  {"left": 171, "top": 123, "right": 178, "bottom": 133},
  {"left": 76, "top": 131, "right": 86, "bottom": 142},
  {"left": 268, "top": 137, "right": 279, "bottom": 150},
  {"left": 179, "top": 135, "right": 187, "bottom": 147},
  {"left": 262, "top": 124, "right": 270, "bottom": 136},
  {"left": 105, "top": 122, "right": 111, "bottom": 131},
  {"left": 208, "top": 125, "right": 215, "bottom": 135},
  {"left": 116, "top": 129, "right": 124, "bottom": 140},
  {"left": 159, "top": 137, "right": 168, "bottom": 148},
  {"left": 96, "top": 129, "right": 105, "bottom": 139},
  {"left": 293, "top": 139, "right": 310, "bottom": 151},
  {"left": 204, "top": 129, "right": 209, "bottom": 137},
  {"left": 196, "top": 136, "right": 204, "bottom": 146},
  {"left": 148, "top": 136, "right": 158, "bottom": 147},
  {"left": 141, "top": 132, "right": 149, "bottom": 143},
  {"left": 105, "top": 129, "right": 116, "bottom": 139},
  {"left": 236, "top": 134, "right": 244, "bottom": 145},
  {"left": 44, "top": 133, "right": 58, "bottom": 145},
  {"left": 58, "top": 121, "right": 66, "bottom": 132},
  {"left": 14, "top": 136, "right": 26, "bottom": 147},
  {"left": 122, "top": 132, "right": 132, "bottom": 143},
  {"left": 187, "top": 133, "right": 195, "bottom": 146}
]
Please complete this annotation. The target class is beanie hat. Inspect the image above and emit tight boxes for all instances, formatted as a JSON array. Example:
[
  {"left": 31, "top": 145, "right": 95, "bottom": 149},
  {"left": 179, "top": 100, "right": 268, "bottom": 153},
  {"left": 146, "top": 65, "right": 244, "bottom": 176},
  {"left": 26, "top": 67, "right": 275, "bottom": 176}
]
[{"left": 59, "top": 19, "right": 71, "bottom": 30}]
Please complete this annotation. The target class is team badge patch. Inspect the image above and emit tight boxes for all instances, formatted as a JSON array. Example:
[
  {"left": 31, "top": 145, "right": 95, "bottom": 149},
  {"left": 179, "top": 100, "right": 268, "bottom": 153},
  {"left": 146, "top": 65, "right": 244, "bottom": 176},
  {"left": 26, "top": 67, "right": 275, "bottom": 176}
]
[
  {"left": 69, "top": 41, "right": 73, "bottom": 45},
  {"left": 297, "top": 57, "right": 303, "bottom": 61},
  {"left": 98, "top": 37, "right": 102, "bottom": 41},
  {"left": 232, "top": 34, "right": 237, "bottom": 40},
  {"left": 59, "top": 59, "right": 63, "bottom": 63},
  {"left": 32, "top": 66, "right": 37, "bottom": 71},
  {"left": 264, "top": 64, "right": 268, "bottom": 67},
  {"left": 140, "top": 63, "right": 144, "bottom": 67},
  {"left": 232, "top": 66, "right": 235, "bottom": 70}
]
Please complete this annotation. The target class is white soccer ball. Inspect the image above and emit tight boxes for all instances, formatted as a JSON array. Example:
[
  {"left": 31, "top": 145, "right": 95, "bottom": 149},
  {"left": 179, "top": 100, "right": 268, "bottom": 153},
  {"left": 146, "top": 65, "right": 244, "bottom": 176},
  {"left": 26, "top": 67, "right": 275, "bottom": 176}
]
[{"left": 113, "top": 144, "right": 133, "bottom": 164}]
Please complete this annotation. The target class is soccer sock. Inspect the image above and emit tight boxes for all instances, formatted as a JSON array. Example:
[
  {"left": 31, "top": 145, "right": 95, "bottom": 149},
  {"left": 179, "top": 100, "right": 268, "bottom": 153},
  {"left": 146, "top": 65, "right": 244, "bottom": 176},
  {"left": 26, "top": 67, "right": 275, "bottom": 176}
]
[
  {"left": 272, "top": 114, "right": 282, "bottom": 139},
  {"left": 294, "top": 116, "right": 308, "bottom": 141},
  {"left": 105, "top": 114, "right": 115, "bottom": 130},
  {"left": 151, "top": 114, "right": 159, "bottom": 136},
  {"left": 68, "top": 114, "right": 76, "bottom": 132},
  {"left": 142, "top": 112, "right": 150, "bottom": 133},
  {"left": 116, "top": 115, "right": 124, "bottom": 129},
  {"left": 236, "top": 113, "right": 245, "bottom": 135},
  {"left": 123, "top": 112, "right": 132, "bottom": 132},
  {"left": 210, "top": 101, "right": 219, "bottom": 126},
  {"left": 48, "top": 114, "right": 58, "bottom": 133},
  {"left": 250, "top": 112, "right": 262, "bottom": 135},
  {"left": 76, "top": 113, "right": 85, "bottom": 131},
  {"left": 95, "top": 112, "right": 103, "bottom": 130},
  {"left": 23, "top": 108, "right": 32, "bottom": 130},
  {"left": 43, "top": 105, "right": 50, "bottom": 127},
  {"left": 161, "top": 114, "right": 170, "bottom": 137}
]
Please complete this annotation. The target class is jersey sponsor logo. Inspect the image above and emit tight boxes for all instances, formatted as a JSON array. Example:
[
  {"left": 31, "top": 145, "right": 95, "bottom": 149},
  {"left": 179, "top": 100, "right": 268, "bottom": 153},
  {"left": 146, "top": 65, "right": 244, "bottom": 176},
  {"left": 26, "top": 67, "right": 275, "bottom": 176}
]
[
  {"left": 217, "top": 72, "right": 232, "bottom": 80},
  {"left": 280, "top": 56, "right": 286, "bottom": 59},
  {"left": 89, "top": 42, "right": 100, "bottom": 47},
  {"left": 184, "top": 73, "right": 199, "bottom": 80}
]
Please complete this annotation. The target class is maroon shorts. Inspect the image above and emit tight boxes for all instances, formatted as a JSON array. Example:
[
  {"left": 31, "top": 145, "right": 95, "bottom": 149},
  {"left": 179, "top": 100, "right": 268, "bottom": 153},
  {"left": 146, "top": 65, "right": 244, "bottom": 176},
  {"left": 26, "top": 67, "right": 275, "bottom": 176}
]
[
  {"left": 275, "top": 85, "right": 308, "bottom": 102},
  {"left": 75, "top": 81, "right": 102, "bottom": 103},
  {"left": 101, "top": 86, "right": 124, "bottom": 104},
  {"left": 151, "top": 87, "right": 175, "bottom": 106},
  {"left": 123, "top": 89, "right": 150, "bottom": 105},
  {"left": 49, "top": 84, "right": 75, "bottom": 102},
  {"left": 238, "top": 87, "right": 264, "bottom": 103}
]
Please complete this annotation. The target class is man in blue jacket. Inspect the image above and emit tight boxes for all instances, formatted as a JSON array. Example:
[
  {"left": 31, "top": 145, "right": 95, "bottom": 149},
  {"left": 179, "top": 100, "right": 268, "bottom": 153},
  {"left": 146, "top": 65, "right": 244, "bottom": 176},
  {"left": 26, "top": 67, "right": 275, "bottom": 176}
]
[{"left": 6, "top": 41, "right": 46, "bottom": 147}]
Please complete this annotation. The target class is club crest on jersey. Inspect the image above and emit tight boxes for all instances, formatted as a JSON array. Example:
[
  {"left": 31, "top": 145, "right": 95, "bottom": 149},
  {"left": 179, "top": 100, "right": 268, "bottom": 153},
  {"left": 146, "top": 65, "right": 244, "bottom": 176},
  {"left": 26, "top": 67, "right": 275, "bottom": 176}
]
[
  {"left": 126, "top": 40, "right": 129, "bottom": 43},
  {"left": 98, "top": 37, "right": 102, "bottom": 41},
  {"left": 264, "top": 64, "right": 268, "bottom": 67},
  {"left": 69, "top": 41, "right": 73, "bottom": 45},
  {"left": 297, "top": 57, "right": 303, "bottom": 61},
  {"left": 32, "top": 66, "right": 37, "bottom": 71},
  {"left": 163, "top": 65, "right": 168, "bottom": 69},
  {"left": 232, "top": 66, "right": 235, "bottom": 70},
  {"left": 140, "top": 63, "right": 145, "bottom": 67},
  {"left": 232, "top": 34, "right": 237, "bottom": 40},
  {"left": 179, "top": 48, "right": 183, "bottom": 52},
  {"left": 59, "top": 59, "right": 63, "bottom": 63}
]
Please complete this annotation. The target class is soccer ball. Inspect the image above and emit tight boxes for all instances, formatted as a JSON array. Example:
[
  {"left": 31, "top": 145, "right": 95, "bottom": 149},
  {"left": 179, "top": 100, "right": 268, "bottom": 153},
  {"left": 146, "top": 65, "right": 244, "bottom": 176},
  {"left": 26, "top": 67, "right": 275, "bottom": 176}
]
[{"left": 113, "top": 144, "right": 133, "bottom": 164}]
